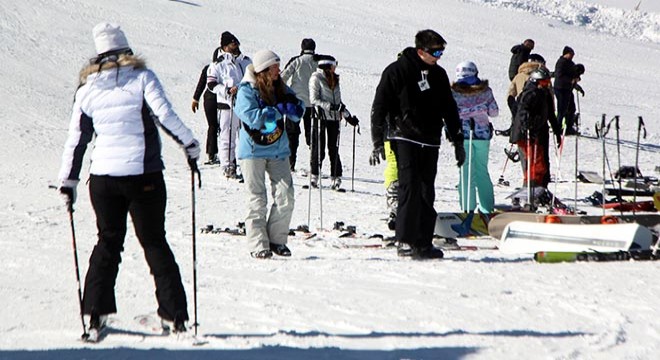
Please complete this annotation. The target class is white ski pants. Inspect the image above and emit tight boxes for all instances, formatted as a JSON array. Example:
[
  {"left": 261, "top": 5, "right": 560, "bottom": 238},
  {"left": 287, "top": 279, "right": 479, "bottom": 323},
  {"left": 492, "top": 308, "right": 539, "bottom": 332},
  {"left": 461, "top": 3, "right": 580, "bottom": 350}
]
[
  {"left": 218, "top": 108, "right": 240, "bottom": 166},
  {"left": 240, "top": 157, "right": 295, "bottom": 252}
]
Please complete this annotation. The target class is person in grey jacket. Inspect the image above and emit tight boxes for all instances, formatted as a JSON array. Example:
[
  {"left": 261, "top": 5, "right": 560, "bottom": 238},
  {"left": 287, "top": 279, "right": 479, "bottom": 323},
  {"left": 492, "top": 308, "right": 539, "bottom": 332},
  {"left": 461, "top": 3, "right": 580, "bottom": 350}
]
[
  {"left": 281, "top": 38, "right": 317, "bottom": 172},
  {"left": 308, "top": 55, "right": 354, "bottom": 190},
  {"left": 58, "top": 22, "right": 199, "bottom": 336}
]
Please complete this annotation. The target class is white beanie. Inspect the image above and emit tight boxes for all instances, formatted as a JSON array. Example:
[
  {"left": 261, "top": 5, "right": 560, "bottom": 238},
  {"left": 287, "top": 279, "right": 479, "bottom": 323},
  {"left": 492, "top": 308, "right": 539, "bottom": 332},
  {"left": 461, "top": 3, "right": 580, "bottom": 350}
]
[
  {"left": 455, "top": 61, "right": 478, "bottom": 80},
  {"left": 93, "top": 22, "right": 130, "bottom": 55},
  {"left": 252, "top": 49, "right": 280, "bottom": 73}
]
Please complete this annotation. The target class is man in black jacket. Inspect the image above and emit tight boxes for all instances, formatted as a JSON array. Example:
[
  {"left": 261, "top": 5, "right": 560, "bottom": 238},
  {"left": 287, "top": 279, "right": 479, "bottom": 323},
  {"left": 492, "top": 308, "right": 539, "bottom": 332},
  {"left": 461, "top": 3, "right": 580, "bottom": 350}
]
[
  {"left": 553, "top": 46, "right": 584, "bottom": 135},
  {"left": 370, "top": 29, "right": 465, "bottom": 260},
  {"left": 508, "top": 39, "right": 535, "bottom": 81}
]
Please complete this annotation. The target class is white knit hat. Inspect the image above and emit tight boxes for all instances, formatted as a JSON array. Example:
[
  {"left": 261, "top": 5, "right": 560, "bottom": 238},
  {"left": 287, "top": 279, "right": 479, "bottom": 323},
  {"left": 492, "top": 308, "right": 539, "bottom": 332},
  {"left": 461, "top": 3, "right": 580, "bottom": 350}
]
[
  {"left": 252, "top": 49, "right": 280, "bottom": 73},
  {"left": 93, "top": 22, "right": 130, "bottom": 55},
  {"left": 455, "top": 61, "right": 478, "bottom": 80}
]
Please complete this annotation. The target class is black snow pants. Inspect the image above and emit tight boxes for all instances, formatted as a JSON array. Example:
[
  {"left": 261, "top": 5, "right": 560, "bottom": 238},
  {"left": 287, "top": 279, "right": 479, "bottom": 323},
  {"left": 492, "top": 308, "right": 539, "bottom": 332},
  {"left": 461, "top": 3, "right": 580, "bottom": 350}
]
[
  {"left": 392, "top": 140, "right": 438, "bottom": 249},
  {"left": 83, "top": 171, "right": 188, "bottom": 322}
]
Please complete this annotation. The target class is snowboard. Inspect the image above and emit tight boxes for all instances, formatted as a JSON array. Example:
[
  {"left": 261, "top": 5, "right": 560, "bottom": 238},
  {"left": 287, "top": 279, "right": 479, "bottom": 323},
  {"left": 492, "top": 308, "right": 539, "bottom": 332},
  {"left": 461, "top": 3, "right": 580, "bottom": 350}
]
[
  {"left": 434, "top": 212, "right": 490, "bottom": 239},
  {"left": 500, "top": 221, "right": 653, "bottom": 254},
  {"left": 488, "top": 212, "right": 660, "bottom": 240}
]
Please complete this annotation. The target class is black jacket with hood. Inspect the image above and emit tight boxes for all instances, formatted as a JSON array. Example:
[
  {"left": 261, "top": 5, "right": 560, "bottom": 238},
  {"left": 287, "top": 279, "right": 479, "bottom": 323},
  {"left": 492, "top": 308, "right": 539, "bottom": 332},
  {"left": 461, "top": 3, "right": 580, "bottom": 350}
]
[
  {"left": 370, "top": 47, "right": 462, "bottom": 148},
  {"left": 510, "top": 80, "right": 560, "bottom": 144}
]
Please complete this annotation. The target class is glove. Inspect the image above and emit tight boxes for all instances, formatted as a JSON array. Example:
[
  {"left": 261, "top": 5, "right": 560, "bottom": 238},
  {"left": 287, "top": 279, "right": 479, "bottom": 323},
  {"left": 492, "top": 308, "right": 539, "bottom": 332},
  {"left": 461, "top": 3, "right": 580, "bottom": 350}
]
[
  {"left": 59, "top": 179, "right": 79, "bottom": 206},
  {"left": 191, "top": 100, "right": 199, "bottom": 113},
  {"left": 454, "top": 144, "right": 466, "bottom": 167},
  {"left": 574, "top": 84, "right": 585, "bottom": 97},
  {"left": 369, "top": 145, "right": 386, "bottom": 166},
  {"left": 185, "top": 140, "right": 201, "bottom": 161},
  {"left": 285, "top": 102, "right": 304, "bottom": 118},
  {"left": 276, "top": 103, "right": 287, "bottom": 115},
  {"left": 345, "top": 115, "right": 359, "bottom": 126}
]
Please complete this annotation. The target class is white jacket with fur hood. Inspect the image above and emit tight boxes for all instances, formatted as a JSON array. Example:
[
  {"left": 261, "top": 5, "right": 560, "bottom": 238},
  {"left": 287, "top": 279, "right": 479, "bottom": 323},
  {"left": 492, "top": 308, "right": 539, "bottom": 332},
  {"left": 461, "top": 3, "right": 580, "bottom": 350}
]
[{"left": 58, "top": 55, "right": 196, "bottom": 182}]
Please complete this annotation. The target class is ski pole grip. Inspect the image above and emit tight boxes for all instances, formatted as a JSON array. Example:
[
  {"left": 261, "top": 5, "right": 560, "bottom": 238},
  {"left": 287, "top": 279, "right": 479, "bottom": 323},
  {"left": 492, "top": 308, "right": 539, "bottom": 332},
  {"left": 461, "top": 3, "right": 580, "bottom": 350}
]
[{"left": 469, "top": 117, "right": 475, "bottom": 131}]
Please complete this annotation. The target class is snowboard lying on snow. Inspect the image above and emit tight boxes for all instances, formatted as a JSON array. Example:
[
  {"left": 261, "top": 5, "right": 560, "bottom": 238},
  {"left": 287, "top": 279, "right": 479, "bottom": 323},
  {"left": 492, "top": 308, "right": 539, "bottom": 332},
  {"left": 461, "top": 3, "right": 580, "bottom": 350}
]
[
  {"left": 488, "top": 212, "right": 660, "bottom": 240},
  {"left": 499, "top": 221, "right": 653, "bottom": 254}
]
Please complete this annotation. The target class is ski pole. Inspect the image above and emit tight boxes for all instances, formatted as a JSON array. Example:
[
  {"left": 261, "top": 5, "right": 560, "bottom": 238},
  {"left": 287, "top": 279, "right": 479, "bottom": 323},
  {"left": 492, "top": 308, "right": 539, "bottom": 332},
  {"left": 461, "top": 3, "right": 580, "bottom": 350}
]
[
  {"left": 318, "top": 109, "right": 324, "bottom": 230},
  {"left": 614, "top": 115, "right": 623, "bottom": 213},
  {"left": 573, "top": 111, "right": 580, "bottom": 213},
  {"left": 633, "top": 116, "right": 647, "bottom": 216},
  {"left": 65, "top": 198, "right": 88, "bottom": 339},
  {"left": 466, "top": 118, "right": 475, "bottom": 213},
  {"left": 307, "top": 109, "right": 317, "bottom": 229},
  {"left": 599, "top": 114, "right": 607, "bottom": 216},
  {"left": 351, "top": 124, "right": 356, "bottom": 192},
  {"left": 188, "top": 158, "right": 201, "bottom": 336},
  {"left": 526, "top": 129, "right": 532, "bottom": 209}
]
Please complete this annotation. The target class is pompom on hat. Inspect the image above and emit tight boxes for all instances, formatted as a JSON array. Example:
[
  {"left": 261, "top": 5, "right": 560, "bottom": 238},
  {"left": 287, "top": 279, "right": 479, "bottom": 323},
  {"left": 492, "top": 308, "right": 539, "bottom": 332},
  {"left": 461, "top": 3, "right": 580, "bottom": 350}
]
[
  {"left": 252, "top": 49, "right": 280, "bottom": 73},
  {"left": 93, "top": 22, "right": 130, "bottom": 55},
  {"left": 562, "top": 46, "right": 575, "bottom": 55}
]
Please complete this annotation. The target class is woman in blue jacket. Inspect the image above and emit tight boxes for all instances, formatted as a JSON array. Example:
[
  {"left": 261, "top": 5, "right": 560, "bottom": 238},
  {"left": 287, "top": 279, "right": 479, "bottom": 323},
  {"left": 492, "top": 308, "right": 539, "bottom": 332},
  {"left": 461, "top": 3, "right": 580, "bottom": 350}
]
[{"left": 234, "top": 50, "right": 304, "bottom": 259}]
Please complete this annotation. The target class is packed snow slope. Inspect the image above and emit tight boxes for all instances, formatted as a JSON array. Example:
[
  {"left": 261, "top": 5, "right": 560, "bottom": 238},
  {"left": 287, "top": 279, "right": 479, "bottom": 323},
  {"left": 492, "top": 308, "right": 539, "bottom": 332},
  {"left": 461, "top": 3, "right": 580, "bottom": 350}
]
[{"left": 1, "top": 0, "right": 659, "bottom": 359}]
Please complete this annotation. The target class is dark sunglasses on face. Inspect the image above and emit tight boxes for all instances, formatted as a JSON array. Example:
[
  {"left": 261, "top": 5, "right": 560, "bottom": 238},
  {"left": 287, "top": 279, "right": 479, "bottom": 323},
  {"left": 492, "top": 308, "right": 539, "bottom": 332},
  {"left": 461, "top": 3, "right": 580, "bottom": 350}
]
[{"left": 424, "top": 47, "right": 444, "bottom": 58}]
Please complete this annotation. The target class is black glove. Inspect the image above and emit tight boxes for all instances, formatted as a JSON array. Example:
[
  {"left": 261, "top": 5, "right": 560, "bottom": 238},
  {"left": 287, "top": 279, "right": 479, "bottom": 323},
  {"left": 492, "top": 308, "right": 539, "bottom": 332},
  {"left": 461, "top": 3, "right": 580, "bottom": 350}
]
[
  {"left": 369, "top": 145, "right": 386, "bottom": 166},
  {"left": 185, "top": 139, "right": 201, "bottom": 161},
  {"left": 574, "top": 84, "right": 585, "bottom": 97},
  {"left": 345, "top": 115, "right": 359, "bottom": 126},
  {"left": 59, "top": 179, "right": 79, "bottom": 206},
  {"left": 454, "top": 144, "right": 466, "bottom": 167}
]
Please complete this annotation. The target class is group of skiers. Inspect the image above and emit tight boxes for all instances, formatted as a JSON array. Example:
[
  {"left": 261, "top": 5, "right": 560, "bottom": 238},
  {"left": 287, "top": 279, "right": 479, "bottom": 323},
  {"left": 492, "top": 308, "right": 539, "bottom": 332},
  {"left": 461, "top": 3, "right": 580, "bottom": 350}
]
[{"left": 56, "top": 22, "right": 586, "bottom": 336}]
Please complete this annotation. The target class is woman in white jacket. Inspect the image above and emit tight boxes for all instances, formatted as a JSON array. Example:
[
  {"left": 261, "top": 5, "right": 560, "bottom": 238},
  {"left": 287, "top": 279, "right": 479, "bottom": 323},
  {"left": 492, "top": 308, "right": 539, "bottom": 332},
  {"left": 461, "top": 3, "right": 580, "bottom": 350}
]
[
  {"left": 58, "top": 22, "right": 199, "bottom": 338},
  {"left": 308, "top": 55, "right": 352, "bottom": 190}
]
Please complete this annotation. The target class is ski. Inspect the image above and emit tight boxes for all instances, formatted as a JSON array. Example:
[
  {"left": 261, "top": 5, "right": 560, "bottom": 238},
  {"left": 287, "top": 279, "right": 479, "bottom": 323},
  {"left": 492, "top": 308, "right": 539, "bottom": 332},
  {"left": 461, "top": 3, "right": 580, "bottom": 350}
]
[
  {"left": 500, "top": 221, "right": 653, "bottom": 254},
  {"left": 534, "top": 249, "right": 659, "bottom": 263},
  {"left": 488, "top": 212, "right": 660, "bottom": 240}
]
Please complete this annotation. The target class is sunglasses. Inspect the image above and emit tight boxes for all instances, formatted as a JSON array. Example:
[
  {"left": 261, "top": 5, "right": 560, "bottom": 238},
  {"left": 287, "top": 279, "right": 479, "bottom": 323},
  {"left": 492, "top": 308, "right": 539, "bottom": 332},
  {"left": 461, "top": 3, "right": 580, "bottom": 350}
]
[{"left": 424, "top": 47, "right": 444, "bottom": 58}]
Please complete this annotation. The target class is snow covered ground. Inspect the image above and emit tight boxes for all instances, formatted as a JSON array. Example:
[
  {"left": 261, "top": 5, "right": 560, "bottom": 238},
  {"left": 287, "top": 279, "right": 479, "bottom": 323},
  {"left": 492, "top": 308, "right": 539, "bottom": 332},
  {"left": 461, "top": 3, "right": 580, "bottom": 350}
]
[{"left": 1, "top": 0, "right": 659, "bottom": 358}]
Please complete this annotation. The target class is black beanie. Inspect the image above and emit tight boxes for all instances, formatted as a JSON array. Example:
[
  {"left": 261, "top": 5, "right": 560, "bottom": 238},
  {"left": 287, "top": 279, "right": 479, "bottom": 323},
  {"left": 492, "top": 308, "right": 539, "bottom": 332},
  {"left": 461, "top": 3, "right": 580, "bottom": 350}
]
[
  {"left": 562, "top": 46, "right": 575, "bottom": 55},
  {"left": 301, "top": 38, "right": 316, "bottom": 52},
  {"left": 220, "top": 31, "right": 239, "bottom": 47}
]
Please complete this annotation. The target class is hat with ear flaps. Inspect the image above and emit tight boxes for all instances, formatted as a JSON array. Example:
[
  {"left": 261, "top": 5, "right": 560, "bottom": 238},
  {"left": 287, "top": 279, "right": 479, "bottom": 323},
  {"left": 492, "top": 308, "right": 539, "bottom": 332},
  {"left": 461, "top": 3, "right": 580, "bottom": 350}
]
[{"left": 93, "top": 22, "right": 130, "bottom": 55}]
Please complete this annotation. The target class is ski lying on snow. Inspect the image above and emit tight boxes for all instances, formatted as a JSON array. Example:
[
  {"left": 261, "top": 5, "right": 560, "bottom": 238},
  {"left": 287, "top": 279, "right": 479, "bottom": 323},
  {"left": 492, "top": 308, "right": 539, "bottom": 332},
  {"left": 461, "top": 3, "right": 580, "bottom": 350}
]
[
  {"left": 534, "top": 249, "right": 660, "bottom": 263},
  {"left": 500, "top": 221, "right": 653, "bottom": 254}
]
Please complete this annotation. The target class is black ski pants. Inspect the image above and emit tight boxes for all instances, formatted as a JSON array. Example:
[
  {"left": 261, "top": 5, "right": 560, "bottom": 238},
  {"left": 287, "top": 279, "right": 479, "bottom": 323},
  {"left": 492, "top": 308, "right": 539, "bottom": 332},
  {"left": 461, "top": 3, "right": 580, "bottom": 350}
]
[
  {"left": 203, "top": 93, "right": 219, "bottom": 157},
  {"left": 310, "top": 119, "right": 342, "bottom": 177},
  {"left": 286, "top": 107, "right": 313, "bottom": 171},
  {"left": 83, "top": 172, "right": 188, "bottom": 322},
  {"left": 392, "top": 140, "right": 438, "bottom": 249},
  {"left": 554, "top": 88, "right": 576, "bottom": 131}
]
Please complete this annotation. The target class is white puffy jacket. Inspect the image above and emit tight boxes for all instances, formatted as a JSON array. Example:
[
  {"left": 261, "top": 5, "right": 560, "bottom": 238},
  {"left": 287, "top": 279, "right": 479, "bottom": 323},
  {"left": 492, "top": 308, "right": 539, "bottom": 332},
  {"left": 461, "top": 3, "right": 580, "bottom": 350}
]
[
  {"left": 206, "top": 51, "right": 252, "bottom": 106},
  {"left": 58, "top": 56, "right": 196, "bottom": 181},
  {"left": 309, "top": 69, "right": 344, "bottom": 121}
]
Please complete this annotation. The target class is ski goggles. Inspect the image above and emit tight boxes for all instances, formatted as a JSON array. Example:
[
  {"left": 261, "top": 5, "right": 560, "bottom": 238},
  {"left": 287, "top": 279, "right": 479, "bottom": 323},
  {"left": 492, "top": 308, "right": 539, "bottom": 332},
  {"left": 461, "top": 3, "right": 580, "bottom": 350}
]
[
  {"left": 537, "top": 78, "right": 551, "bottom": 87},
  {"left": 423, "top": 47, "right": 444, "bottom": 58}
]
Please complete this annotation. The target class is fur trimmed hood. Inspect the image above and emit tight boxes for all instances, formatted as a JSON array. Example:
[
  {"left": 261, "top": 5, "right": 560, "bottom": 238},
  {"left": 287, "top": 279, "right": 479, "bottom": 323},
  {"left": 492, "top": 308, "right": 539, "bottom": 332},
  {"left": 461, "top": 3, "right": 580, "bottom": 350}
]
[
  {"left": 451, "top": 79, "right": 489, "bottom": 94},
  {"left": 516, "top": 61, "right": 542, "bottom": 76},
  {"left": 79, "top": 54, "right": 146, "bottom": 85}
]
